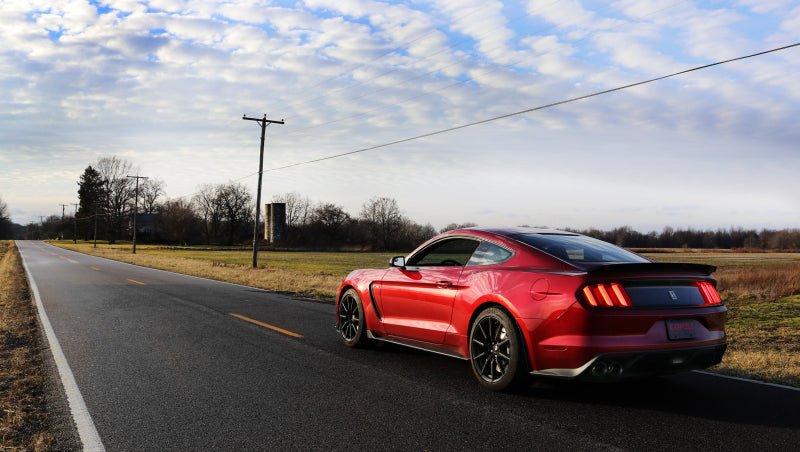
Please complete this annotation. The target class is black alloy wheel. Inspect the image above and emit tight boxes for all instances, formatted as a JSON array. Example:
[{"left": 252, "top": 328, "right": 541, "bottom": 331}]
[
  {"left": 469, "top": 307, "right": 526, "bottom": 391},
  {"left": 338, "top": 288, "right": 368, "bottom": 347}
]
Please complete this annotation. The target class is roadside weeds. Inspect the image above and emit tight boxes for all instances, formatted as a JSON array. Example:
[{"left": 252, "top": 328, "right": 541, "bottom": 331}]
[
  {"left": 0, "top": 241, "right": 53, "bottom": 451},
  {"left": 53, "top": 242, "right": 343, "bottom": 301}
]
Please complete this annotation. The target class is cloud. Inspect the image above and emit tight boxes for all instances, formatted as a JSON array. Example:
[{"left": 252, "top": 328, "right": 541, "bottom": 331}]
[{"left": 0, "top": 0, "right": 797, "bottom": 228}]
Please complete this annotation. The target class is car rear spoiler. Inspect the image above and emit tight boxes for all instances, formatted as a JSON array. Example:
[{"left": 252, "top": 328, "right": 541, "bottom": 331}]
[{"left": 584, "top": 262, "right": 717, "bottom": 277}]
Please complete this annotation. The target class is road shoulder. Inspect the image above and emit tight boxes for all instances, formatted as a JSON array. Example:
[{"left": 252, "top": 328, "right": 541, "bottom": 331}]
[{"left": 12, "top": 241, "right": 95, "bottom": 451}]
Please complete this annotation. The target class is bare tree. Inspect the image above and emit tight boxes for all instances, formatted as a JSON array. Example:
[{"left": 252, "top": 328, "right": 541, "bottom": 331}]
[
  {"left": 192, "top": 184, "right": 223, "bottom": 244},
  {"left": 360, "top": 196, "right": 402, "bottom": 250},
  {"left": 96, "top": 156, "right": 136, "bottom": 243},
  {"left": 312, "top": 202, "right": 350, "bottom": 243},
  {"left": 216, "top": 182, "right": 253, "bottom": 245},
  {"left": 157, "top": 197, "right": 200, "bottom": 244},
  {"left": 439, "top": 222, "right": 477, "bottom": 233},
  {"left": 140, "top": 178, "right": 165, "bottom": 214},
  {"left": 272, "top": 192, "right": 312, "bottom": 227},
  {"left": 0, "top": 196, "right": 12, "bottom": 239},
  {"left": 396, "top": 219, "right": 436, "bottom": 250}
]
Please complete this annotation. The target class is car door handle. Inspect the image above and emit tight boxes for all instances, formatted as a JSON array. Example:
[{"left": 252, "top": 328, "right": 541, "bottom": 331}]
[{"left": 436, "top": 280, "right": 453, "bottom": 288}]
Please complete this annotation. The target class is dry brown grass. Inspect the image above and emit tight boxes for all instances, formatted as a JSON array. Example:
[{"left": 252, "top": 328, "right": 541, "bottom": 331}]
[
  {"left": 711, "top": 265, "right": 800, "bottom": 387},
  {"left": 715, "top": 264, "right": 800, "bottom": 301},
  {"left": 714, "top": 349, "right": 800, "bottom": 387},
  {"left": 54, "top": 244, "right": 344, "bottom": 300},
  {"left": 0, "top": 241, "right": 53, "bottom": 451}
]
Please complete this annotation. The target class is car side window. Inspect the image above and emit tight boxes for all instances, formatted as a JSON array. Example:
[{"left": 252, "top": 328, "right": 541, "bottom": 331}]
[
  {"left": 467, "top": 241, "right": 513, "bottom": 266},
  {"left": 407, "top": 238, "right": 480, "bottom": 267}
]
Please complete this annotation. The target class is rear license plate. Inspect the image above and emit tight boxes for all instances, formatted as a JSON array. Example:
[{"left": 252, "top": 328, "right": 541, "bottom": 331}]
[{"left": 666, "top": 319, "right": 695, "bottom": 340}]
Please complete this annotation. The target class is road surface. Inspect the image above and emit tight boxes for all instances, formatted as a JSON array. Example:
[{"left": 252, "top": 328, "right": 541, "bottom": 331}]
[{"left": 17, "top": 241, "right": 800, "bottom": 451}]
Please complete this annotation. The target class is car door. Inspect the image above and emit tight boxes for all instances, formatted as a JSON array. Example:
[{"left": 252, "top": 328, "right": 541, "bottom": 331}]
[{"left": 378, "top": 238, "right": 480, "bottom": 343}]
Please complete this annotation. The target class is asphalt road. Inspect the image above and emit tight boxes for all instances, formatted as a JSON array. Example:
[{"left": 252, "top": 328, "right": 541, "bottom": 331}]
[{"left": 17, "top": 240, "right": 800, "bottom": 451}]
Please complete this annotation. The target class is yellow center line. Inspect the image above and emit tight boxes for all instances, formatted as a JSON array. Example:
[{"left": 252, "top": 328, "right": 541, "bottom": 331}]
[
  {"left": 127, "top": 278, "right": 147, "bottom": 286},
  {"left": 229, "top": 313, "right": 304, "bottom": 339}
]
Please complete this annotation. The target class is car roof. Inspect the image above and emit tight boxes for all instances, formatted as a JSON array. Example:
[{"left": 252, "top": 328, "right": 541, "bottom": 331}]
[{"left": 454, "top": 226, "right": 580, "bottom": 237}]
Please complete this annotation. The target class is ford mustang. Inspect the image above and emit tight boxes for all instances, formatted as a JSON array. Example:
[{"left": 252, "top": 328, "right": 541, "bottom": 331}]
[{"left": 336, "top": 227, "right": 727, "bottom": 391}]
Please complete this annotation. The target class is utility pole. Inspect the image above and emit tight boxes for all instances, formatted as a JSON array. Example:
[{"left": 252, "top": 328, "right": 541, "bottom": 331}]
[
  {"left": 242, "top": 113, "right": 284, "bottom": 268},
  {"left": 93, "top": 201, "right": 99, "bottom": 248},
  {"left": 71, "top": 204, "right": 78, "bottom": 243},
  {"left": 59, "top": 204, "right": 68, "bottom": 240},
  {"left": 127, "top": 175, "right": 148, "bottom": 254}
]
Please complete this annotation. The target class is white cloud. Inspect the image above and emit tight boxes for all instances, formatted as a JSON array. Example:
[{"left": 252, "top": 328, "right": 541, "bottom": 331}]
[{"left": 0, "top": 0, "right": 797, "bottom": 228}]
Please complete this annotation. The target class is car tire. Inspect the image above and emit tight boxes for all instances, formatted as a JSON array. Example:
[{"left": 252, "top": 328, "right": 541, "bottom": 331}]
[
  {"left": 469, "top": 307, "right": 527, "bottom": 391},
  {"left": 338, "top": 288, "right": 370, "bottom": 348}
]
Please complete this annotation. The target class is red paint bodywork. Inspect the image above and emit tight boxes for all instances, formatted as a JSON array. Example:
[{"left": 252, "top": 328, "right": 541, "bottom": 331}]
[{"left": 337, "top": 228, "right": 727, "bottom": 377}]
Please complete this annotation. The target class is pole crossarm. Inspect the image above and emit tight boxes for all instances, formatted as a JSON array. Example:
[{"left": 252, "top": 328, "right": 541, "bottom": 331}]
[
  {"left": 243, "top": 114, "right": 285, "bottom": 126},
  {"left": 242, "top": 113, "right": 284, "bottom": 268}
]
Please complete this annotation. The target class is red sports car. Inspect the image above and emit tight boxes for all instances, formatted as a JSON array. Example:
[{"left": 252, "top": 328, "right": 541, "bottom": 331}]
[{"left": 336, "top": 227, "right": 727, "bottom": 391}]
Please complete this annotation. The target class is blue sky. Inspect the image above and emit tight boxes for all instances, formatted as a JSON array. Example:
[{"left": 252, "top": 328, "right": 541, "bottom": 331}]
[{"left": 1, "top": 0, "right": 798, "bottom": 230}]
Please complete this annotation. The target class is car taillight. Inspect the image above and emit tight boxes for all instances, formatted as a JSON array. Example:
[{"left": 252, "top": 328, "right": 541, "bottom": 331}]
[
  {"left": 581, "top": 283, "right": 631, "bottom": 308},
  {"left": 695, "top": 281, "right": 722, "bottom": 305}
]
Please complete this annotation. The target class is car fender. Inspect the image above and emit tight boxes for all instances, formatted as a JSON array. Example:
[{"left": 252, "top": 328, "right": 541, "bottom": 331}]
[
  {"left": 337, "top": 269, "right": 388, "bottom": 334},
  {"left": 459, "top": 293, "right": 539, "bottom": 371}
]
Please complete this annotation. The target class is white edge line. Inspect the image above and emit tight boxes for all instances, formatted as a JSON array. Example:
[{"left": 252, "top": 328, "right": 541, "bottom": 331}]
[
  {"left": 692, "top": 370, "right": 800, "bottom": 392},
  {"left": 17, "top": 241, "right": 106, "bottom": 452},
  {"left": 42, "top": 241, "right": 325, "bottom": 303}
]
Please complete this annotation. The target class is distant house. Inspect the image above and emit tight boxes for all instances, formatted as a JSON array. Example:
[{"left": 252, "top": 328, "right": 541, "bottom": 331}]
[{"left": 129, "top": 213, "right": 158, "bottom": 239}]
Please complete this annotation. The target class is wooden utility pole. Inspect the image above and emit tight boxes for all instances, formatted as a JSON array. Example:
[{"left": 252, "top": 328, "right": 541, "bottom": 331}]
[
  {"left": 126, "top": 175, "right": 148, "bottom": 254},
  {"left": 71, "top": 204, "right": 78, "bottom": 243},
  {"left": 59, "top": 204, "right": 68, "bottom": 240},
  {"left": 242, "top": 114, "right": 284, "bottom": 268},
  {"left": 93, "top": 201, "right": 99, "bottom": 248}
]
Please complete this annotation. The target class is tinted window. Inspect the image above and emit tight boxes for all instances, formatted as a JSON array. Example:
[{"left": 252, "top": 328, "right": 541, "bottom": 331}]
[
  {"left": 467, "top": 241, "right": 513, "bottom": 266},
  {"left": 408, "top": 238, "right": 480, "bottom": 267},
  {"left": 510, "top": 233, "right": 648, "bottom": 263}
]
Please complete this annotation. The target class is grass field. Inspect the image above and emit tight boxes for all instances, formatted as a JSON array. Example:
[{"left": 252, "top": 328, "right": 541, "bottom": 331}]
[
  {"left": 0, "top": 241, "right": 52, "bottom": 450},
  {"left": 53, "top": 242, "right": 392, "bottom": 299},
  {"left": 50, "top": 241, "right": 800, "bottom": 387}
]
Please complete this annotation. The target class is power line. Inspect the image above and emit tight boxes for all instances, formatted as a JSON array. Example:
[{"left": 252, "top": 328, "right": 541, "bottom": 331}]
[
  {"left": 45, "top": 3, "right": 682, "bottom": 215},
  {"left": 50, "top": 43, "right": 797, "bottom": 228},
  {"left": 279, "top": 0, "right": 688, "bottom": 138},
  {"left": 265, "top": 42, "right": 800, "bottom": 172}
]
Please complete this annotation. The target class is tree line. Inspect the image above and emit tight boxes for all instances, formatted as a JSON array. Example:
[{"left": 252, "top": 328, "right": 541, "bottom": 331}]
[
  {"left": 568, "top": 225, "right": 800, "bottom": 250},
  {"left": 1, "top": 155, "right": 798, "bottom": 251}
]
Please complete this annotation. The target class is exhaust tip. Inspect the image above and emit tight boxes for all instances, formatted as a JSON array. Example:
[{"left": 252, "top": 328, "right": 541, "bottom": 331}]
[{"left": 591, "top": 361, "right": 608, "bottom": 377}]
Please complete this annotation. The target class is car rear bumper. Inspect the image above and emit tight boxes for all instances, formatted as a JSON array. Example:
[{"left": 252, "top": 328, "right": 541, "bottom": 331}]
[
  {"left": 531, "top": 343, "right": 727, "bottom": 380},
  {"left": 521, "top": 304, "right": 727, "bottom": 373}
]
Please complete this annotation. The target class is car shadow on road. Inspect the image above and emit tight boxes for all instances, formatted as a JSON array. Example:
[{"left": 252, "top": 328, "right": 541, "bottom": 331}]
[
  {"left": 349, "top": 341, "right": 800, "bottom": 430},
  {"left": 521, "top": 374, "right": 800, "bottom": 429}
]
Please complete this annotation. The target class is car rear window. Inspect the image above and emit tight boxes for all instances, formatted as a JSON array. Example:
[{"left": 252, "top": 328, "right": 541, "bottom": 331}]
[
  {"left": 509, "top": 233, "right": 648, "bottom": 263},
  {"left": 467, "top": 241, "right": 513, "bottom": 266}
]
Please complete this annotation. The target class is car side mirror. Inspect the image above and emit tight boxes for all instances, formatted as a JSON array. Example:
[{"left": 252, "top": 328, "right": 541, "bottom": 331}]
[{"left": 390, "top": 256, "right": 406, "bottom": 268}]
